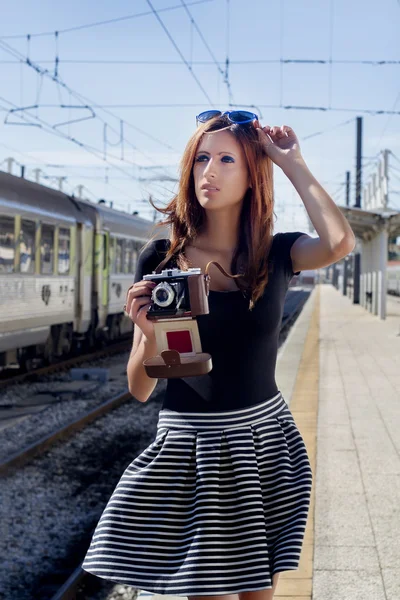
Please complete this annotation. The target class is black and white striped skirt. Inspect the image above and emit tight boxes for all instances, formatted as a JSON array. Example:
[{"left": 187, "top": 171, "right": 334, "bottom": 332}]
[{"left": 82, "top": 390, "right": 313, "bottom": 596}]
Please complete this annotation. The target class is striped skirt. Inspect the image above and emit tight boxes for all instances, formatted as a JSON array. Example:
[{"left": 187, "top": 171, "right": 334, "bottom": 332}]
[{"left": 82, "top": 391, "right": 313, "bottom": 596}]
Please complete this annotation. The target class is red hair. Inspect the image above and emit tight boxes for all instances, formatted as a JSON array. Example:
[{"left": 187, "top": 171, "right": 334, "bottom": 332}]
[{"left": 148, "top": 114, "right": 276, "bottom": 310}]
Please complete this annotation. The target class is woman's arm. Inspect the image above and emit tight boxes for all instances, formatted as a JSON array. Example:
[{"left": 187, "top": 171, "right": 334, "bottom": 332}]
[
  {"left": 282, "top": 157, "right": 355, "bottom": 273},
  {"left": 283, "top": 157, "right": 355, "bottom": 254},
  {"left": 255, "top": 123, "right": 356, "bottom": 271},
  {"left": 127, "top": 327, "right": 159, "bottom": 402}
]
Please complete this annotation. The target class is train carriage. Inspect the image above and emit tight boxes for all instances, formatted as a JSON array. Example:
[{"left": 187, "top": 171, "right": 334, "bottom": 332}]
[
  {"left": 79, "top": 198, "right": 159, "bottom": 342},
  {"left": 387, "top": 264, "right": 400, "bottom": 296},
  {"left": 0, "top": 170, "right": 164, "bottom": 369}
]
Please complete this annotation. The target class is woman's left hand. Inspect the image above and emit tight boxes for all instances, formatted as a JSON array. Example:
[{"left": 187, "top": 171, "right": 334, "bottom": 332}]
[{"left": 254, "top": 122, "right": 303, "bottom": 171}]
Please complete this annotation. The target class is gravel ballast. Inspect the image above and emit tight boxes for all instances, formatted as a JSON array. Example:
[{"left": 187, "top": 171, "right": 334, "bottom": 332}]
[
  {"left": 0, "top": 352, "right": 134, "bottom": 462},
  {"left": 0, "top": 381, "right": 166, "bottom": 600}
]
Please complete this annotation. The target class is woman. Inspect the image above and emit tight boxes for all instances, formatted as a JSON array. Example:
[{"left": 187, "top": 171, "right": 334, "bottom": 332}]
[{"left": 82, "top": 110, "right": 355, "bottom": 599}]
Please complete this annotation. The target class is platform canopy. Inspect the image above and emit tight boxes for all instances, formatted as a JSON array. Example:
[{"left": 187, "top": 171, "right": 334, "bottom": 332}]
[{"left": 338, "top": 205, "right": 400, "bottom": 240}]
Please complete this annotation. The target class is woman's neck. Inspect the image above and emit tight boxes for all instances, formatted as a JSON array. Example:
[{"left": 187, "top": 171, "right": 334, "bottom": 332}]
[{"left": 191, "top": 215, "right": 240, "bottom": 253}]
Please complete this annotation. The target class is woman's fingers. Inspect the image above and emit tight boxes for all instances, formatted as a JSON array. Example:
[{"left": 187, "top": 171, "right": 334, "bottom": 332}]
[
  {"left": 124, "top": 281, "right": 156, "bottom": 314},
  {"left": 130, "top": 296, "right": 151, "bottom": 319},
  {"left": 127, "top": 295, "right": 153, "bottom": 323},
  {"left": 267, "top": 125, "right": 287, "bottom": 138}
]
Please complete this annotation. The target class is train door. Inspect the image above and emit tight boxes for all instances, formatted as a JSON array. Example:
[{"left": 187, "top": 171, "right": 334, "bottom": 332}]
[
  {"left": 95, "top": 231, "right": 109, "bottom": 308},
  {"left": 75, "top": 223, "right": 82, "bottom": 323},
  {"left": 75, "top": 222, "right": 93, "bottom": 333},
  {"left": 102, "top": 232, "right": 110, "bottom": 306}
]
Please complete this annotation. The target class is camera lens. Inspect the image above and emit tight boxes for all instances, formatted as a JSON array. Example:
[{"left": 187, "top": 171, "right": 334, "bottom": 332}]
[{"left": 152, "top": 282, "right": 175, "bottom": 307}]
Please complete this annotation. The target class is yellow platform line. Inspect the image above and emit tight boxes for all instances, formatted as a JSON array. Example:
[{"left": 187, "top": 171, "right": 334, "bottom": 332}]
[{"left": 275, "top": 285, "right": 320, "bottom": 600}]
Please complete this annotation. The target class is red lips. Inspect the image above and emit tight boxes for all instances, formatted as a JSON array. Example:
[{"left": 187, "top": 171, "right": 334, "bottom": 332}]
[{"left": 201, "top": 183, "right": 220, "bottom": 191}]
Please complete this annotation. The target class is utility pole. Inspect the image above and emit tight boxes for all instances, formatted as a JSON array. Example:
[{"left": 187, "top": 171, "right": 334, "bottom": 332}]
[
  {"left": 353, "top": 116, "right": 363, "bottom": 303},
  {"left": 57, "top": 176, "right": 67, "bottom": 191},
  {"left": 364, "top": 150, "right": 390, "bottom": 210},
  {"left": 5, "top": 157, "right": 14, "bottom": 174},
  {"left": 382, "top": 149, "right": 389, "bottom": 209},
  {"left": 33, "top": 168, "right": 41, "bottom": 184},
  {"left": 354, "top": 116, "right": 362, "bottom": 209},
  {"left": 342, "top": 173, "right": 351, "bottom": 297},
  {"left": 346, "top": 171, "right": 350, "bottom": 207}
]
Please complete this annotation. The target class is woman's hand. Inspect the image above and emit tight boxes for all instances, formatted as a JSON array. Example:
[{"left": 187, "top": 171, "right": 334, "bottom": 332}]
[
  {"left": 124, "top": 280, "right": 157, "bottom": 341},
  {"left": 254, "top": 121, "right": 303, "bottom": 172}
]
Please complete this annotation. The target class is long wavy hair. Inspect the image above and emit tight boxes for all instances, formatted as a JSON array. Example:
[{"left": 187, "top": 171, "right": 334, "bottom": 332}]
[{"left": 148, "top": 114, "right": 276, "bottom": 310}]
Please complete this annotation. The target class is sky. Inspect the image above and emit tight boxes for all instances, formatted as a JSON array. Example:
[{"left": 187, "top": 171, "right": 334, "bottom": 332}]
[{"left": 0, "top": 0, "right": 399, "bottom": 233}]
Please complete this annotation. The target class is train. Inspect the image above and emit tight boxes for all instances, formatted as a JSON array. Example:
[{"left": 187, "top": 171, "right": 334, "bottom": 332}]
[
  {"left": 0, "top": 170, "right": 167, "bottom": 370},
  {"left": 387, "top": 263, "right": 400, "bottom": 296}
]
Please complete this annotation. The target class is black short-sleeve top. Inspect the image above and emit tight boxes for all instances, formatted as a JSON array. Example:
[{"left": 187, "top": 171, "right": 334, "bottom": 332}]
[{"left": 133, "top": 231, "right": 307, "bottom": 412}]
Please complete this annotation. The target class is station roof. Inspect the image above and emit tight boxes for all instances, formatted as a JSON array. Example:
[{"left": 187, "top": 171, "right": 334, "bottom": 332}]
[{"left": 338, "top": 205, "right": 400, "bottom": 240}]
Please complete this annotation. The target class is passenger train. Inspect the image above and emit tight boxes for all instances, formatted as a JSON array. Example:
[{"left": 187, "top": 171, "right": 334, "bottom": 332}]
[
  {"left": 0, "top": 170, "right": 166, "bottom": 370},
  {"left": 387, "top": 263, "right": 400, "bottom": 296}
]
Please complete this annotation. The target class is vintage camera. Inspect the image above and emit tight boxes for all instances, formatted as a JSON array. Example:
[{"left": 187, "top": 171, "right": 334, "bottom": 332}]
[
  {"left": 143, "top": 267, "right": 209, "bottom": 320},
  {"left": 142, "top": 267, "right": 212, "bottom": 378}
]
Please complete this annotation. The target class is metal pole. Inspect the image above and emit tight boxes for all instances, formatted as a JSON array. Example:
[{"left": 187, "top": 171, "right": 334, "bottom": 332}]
[
  {"left": 354, "top": 117, "right": 362, "bottom": 208},
  {"left": 353, "top": 117, "right": 362, "bottom": 303},
  {"left": 382, "top": 149, "right": 389, "bottom": 209},
  {"left": 5, "top": 157, "right": 14, "bottom": 174},
  {"left": 353, "top": 253, "right": 360, "bottom": 304},
  {"left": 32, "top": 168, "right": 41, "bottom": 183}
]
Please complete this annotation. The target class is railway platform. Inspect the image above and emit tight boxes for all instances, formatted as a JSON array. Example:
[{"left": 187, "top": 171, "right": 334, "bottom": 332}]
[{"left": 135, "top": 283, "right": 400, "bottom": 600}]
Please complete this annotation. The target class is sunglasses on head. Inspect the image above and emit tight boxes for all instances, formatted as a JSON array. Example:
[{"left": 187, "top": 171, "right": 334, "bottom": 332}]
[{"left": 196, "top": 110, "right": 258, "bottom": 126}]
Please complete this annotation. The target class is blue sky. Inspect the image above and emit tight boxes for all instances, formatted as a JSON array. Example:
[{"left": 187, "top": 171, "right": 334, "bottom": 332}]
[{"left": 0, "top": 0, "right": 399, "bottom": 232}]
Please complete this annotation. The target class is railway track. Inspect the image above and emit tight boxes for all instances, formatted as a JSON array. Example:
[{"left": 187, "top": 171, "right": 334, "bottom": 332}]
[
  {"left": 0, "top": 338, "right": 132, "bottom": 390},
  {"left": 0, "top": 389, "right": 132, "bottom": 477}
]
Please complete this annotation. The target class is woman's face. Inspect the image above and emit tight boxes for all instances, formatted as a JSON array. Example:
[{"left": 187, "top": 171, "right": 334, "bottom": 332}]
[{"left": 193, "top": 129, "right": 251, "bottom": 212}]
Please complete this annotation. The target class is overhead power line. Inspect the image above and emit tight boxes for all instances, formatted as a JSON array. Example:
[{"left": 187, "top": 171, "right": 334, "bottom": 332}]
[
  {"left": 145, "top": 0, "right": 215, "bottom": 106},
  {"left": 0, "top": 0, "right": 214, "bottom": 39},
  {"left": 4, "top": 102, "right": 397, "bottom": 116},
  {"left": 1, "top": 58, "right": 398, "bottom": 66},
  {"left": 179, "top": 0, "right": 235, "bottom": 104},
  {"left": 0, "top": 37, "right": 178, "bottom": 175},
  {"left": 0, "top": 94, "right": 172, "bottom": 210}
]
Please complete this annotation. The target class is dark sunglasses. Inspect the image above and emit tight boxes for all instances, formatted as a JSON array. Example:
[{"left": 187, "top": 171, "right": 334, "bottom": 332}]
[{"left": 196, "top": 110, "right": 258, "bottom": 126}]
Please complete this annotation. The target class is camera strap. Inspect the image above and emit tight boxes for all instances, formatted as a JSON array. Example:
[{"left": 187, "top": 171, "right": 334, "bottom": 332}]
[
  {"left": 154, "top": 254, "right": 173, "bottom": 273},
  {"left": 154, "top": 252, "right": 243, "bottom": 287}
]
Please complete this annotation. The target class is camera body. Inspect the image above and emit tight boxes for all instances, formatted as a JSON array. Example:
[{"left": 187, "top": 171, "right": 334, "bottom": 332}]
[
  {"left": 143, "top": 267, "right": 210, "bottom": 320},
  {"left": 141, "top": 267, "right": 212, "bottom": 378}
]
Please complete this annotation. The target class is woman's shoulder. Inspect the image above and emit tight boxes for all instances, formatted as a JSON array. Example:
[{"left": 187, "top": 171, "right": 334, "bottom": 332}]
[
  {"left": 271, "top": 230, "right": 308, "bottom": 278},
  {"left": 134, "top": 237, "right": 171, "bottom": 282},
  {"left": 140, "top": 237, "right": 171, "bottom": 258},
  {"left": 272, "top": 231, "right": 307, "bottom": 254}
]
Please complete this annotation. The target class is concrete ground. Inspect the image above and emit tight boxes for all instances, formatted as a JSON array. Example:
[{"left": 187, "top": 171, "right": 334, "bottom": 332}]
[{"left": 277, "top": 284, "right": 400, "bottom": 600}]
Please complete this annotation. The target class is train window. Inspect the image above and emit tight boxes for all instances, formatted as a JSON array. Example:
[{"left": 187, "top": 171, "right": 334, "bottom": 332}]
[
  {"left": 0, "top": 216, "right": 15, "bottom": 274},
  {"left": 116, "top": 238, "right": 123, "bottom": 273},
  {"left": 132, "top": 241, "right": 142, "bottom": 274},
  {"left": 20, "top": 219, "right": 35, "bottom": 274},
  {"left": 131, "top": 248, "right": 138, "bottom": 274},
  {"left": 58, "top": 228, "right": 70, "bottom": 275},
  {"left": 103, "top": 234, "right": 107, "bottom": 270},
  {"left": 124, "top": 240, "right": 132, "bottom": 273},
  {"left": 110, "top": 237, "right": 116, "bottom": 273},
  {"left": 41, "top": 224, "right": 54, "bottom": 275}
]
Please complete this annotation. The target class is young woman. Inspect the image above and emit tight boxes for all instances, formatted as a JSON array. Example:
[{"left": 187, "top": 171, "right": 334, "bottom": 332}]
[{"left": 82, "top": 110, "right": 355, "bottom": 600}]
